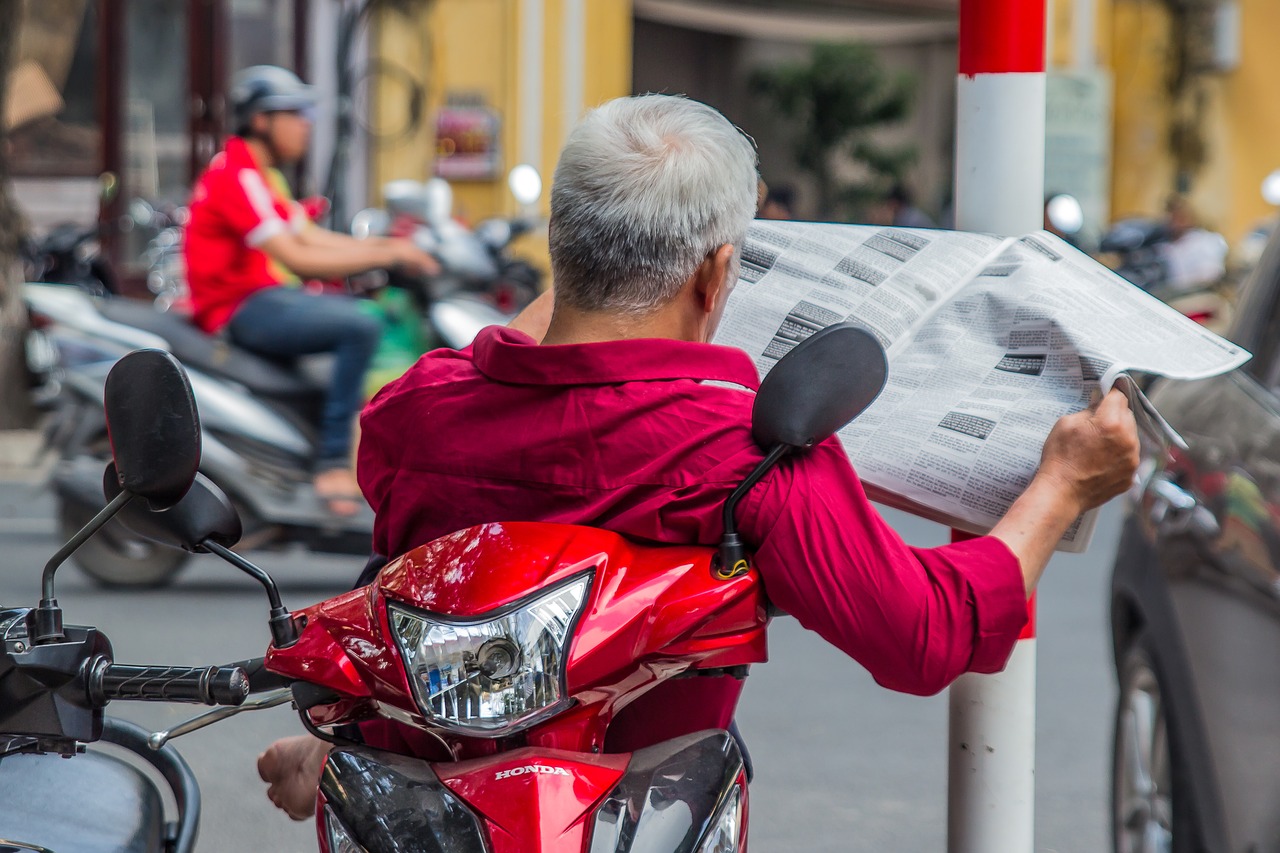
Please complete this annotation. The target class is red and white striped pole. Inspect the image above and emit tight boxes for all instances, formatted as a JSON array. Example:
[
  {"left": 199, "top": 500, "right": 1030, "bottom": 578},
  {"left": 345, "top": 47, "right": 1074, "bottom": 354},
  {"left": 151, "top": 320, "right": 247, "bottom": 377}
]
[{"left": 948, "top": 2, "right": 1045, "bottom": 851}]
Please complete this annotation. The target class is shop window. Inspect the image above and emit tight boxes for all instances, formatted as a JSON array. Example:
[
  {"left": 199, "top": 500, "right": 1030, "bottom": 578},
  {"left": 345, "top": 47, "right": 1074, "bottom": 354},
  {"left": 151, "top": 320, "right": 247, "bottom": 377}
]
[{"left": 9, "top": 0, "right": 101, "bottom": 178}]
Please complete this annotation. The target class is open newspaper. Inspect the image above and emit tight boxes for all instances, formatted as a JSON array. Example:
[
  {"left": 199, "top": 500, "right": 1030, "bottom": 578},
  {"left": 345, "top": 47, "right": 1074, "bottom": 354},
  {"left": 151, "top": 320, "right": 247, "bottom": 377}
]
[{"left": 713, "top": 222, "right": 1250, "bottom": 552}]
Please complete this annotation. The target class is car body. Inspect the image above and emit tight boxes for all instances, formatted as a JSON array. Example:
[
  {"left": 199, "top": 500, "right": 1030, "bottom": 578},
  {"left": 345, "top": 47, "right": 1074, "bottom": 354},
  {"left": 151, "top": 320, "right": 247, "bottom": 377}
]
[{"left": 1110, "top": 222, "right": 1280, "bottom": 852}]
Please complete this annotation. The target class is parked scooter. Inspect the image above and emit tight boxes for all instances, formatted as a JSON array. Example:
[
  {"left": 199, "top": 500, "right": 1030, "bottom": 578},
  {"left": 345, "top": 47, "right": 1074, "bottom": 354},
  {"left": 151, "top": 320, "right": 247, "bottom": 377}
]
[
  {"left": 22, "top": 197, "right": 185, "bottom": 300},
  {"left": 1095, "top": 213, "right": 1235, "bottom": 334},
  {"left": 24, "top": 252, "right": 522, "bottom": 589},
  {"left": 21, "top": 222, "right": 119, "bottom": 298},
  {"left": 349, "top": 164, "right": 544, "bottom": 327},
  {"left": 0, "top": 328, "right": 885, "bottom": 851},
  {"left": 24, "top": 280, "right": 505, "bottom": 590},
  {"left": 22, "top": 169, "right": 545, "bottom": 589}
]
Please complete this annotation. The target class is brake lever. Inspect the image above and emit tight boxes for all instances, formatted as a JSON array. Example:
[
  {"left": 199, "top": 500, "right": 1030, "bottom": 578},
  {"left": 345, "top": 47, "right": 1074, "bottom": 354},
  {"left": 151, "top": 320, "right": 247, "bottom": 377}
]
[{"left": 146, "top": 688, "right": 293, "bottom": 750}]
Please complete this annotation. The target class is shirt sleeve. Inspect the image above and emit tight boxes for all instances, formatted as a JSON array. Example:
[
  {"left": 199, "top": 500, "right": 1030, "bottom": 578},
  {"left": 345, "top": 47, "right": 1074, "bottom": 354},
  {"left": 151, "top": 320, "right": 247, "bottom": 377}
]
[
  {"left": 740, "top": 438, "right": 1028, "bottom": 696},
  {"left": 217, "top": 167, "right": 288, "bottom": 247}
]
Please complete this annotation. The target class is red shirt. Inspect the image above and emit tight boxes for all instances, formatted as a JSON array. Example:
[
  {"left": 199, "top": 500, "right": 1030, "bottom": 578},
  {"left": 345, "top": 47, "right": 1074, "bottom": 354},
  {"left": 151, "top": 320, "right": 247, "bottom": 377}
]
[
  {"left": 359, "top": 326, "right": 1028, "bottom": 701},
  {"left": 184, "top": 137, "right": 305, "bottom": 333}
]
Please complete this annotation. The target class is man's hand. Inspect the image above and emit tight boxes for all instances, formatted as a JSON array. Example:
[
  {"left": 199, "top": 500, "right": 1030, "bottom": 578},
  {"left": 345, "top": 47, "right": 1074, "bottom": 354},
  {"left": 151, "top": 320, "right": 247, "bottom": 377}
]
[
  {"left": 257, "top": 734, "right": 331, "bottom": 821},
  {"left": 990, "top": 388, "right": 1140, "bottom": 594},
  {"left": 384, "top": 238, "right": 441, "bottom": 277},
  {"left": 1037, "top": 388, "right": 1141, "bottom": 516}
]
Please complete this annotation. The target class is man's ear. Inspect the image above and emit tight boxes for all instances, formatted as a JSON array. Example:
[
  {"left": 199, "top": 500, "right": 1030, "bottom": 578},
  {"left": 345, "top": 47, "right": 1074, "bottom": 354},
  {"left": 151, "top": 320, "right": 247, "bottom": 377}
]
[{"left": 695, "top": 243, "right": 737, "bottom": 313}]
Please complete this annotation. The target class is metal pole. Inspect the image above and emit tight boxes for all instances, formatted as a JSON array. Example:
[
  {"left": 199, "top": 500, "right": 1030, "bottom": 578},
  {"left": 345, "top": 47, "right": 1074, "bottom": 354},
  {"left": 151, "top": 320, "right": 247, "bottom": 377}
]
[{"left": 948, "top": 1, "right": 1046, "bottom": 851}]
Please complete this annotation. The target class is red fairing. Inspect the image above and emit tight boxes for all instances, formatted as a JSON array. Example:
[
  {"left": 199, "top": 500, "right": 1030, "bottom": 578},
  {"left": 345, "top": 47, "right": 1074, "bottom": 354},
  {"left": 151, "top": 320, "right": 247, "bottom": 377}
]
[
  {"left": 435, "top": 748, "right": 629, "bottom": 853},
  {"left": 267, "top": 522, "right": 768, "bottom": 747}
]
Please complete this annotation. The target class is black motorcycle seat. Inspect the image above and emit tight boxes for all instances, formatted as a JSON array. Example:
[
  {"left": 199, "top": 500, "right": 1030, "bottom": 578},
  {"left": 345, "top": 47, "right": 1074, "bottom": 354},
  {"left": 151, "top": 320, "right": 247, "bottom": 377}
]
[{"left": 99, "top": 298, "right": 325, "bottom": 401}]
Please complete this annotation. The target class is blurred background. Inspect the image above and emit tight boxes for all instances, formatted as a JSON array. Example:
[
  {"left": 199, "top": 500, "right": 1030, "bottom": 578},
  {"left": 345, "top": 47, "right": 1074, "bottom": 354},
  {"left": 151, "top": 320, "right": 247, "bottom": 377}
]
[{"left": 0, "top": 2, "right": 1272, "bottom": 850}]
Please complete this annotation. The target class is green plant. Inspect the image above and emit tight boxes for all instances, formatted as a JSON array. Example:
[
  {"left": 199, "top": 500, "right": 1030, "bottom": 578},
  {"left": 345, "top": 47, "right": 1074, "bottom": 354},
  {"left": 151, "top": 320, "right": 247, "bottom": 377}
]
[{"left": 751, "top": 42, "right": 916, "bottom": 220}]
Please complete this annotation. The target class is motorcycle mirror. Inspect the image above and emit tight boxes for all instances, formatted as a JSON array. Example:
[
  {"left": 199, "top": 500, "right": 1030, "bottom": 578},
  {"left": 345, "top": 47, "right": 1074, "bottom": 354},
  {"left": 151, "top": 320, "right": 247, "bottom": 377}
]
[
  {"left": 1046, "top": 193, "right": 1084, "bottom": 235},
  {"left": 1262, "top": 170, "right": 1280, "bottom": 206},
  {"left": 715, "top": 324, "right": 886, "bottom": 580},
  {"left": 129, "top": 198, "right": 155, "bottom": 229},
  {"left": 508, "top": 164, "right": 542, "bottom": 207},
  {"left": 104, "top": 349, "right": 201, "bottom": 511},
  {"left": 751, "top": 323, "right": 888, "bottom": 452},
  {"left": 349, "top": 207, "right": 390, "bottom": 240},
  {"left": 103, "top": 463, "right": 241, "bottom": 551},
  {"left": 424, "top": 178, "right": 454, "bottom": 225}
]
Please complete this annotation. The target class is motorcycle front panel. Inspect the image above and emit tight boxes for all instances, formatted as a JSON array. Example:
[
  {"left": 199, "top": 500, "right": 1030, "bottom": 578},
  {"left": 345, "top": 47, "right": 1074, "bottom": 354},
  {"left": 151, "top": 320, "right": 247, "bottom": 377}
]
[
  {"left": 323, "top": 730, "right": 746, "bottom": 853},
  {"left": 319, "top": 747, "right": 490, "bottom": 852},
  {"left": 586, "top": 730, "right": 746, "bottom": 853}
]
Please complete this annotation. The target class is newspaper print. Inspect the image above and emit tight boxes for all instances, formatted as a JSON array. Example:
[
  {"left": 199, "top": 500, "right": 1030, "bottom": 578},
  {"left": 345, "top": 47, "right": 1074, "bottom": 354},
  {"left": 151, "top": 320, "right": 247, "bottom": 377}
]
[{"left": 715, "top": 221, "right": 1251, "bottom": 552}]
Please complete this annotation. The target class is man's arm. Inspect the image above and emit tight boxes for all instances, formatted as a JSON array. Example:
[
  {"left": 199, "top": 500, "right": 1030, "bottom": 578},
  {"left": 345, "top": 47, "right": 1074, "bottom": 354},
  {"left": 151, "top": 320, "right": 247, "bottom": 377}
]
[
  {"left": 989, "top": 388, "right": 1139, "bottom": 594},
  {"left": 744, "top": 388, "right": 1139, "bottom": 696},
  {"left": 258, "top": 229, "right": 436, "bottom": 281}
]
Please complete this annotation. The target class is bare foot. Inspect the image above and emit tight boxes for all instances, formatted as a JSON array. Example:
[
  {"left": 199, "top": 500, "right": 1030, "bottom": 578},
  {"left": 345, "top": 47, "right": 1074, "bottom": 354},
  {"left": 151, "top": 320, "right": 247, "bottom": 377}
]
[
  {"left": 257, "top": 734, "right": 331, "bottom": 820},
  {"left": 314, "top": 467, "right": 364, "bottom": 517}
]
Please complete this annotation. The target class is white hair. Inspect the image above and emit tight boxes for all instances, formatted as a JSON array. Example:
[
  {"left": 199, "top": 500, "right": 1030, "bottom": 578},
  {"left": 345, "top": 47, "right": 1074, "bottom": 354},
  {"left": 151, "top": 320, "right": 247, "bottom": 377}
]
[{"left": 549, "top": 95, "right": 760, "bottom": 315}]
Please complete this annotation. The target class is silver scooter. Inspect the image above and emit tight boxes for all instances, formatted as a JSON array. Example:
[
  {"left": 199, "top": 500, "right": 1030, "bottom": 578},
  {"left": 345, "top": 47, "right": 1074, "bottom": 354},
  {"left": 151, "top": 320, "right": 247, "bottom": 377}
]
[{"left": 24, "top": 222, "right": 543, "bottom": 592}]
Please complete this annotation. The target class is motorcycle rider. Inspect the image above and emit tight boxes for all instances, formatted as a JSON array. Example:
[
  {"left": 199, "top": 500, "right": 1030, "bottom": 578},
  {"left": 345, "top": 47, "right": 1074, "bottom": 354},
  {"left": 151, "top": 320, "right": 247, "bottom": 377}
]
[
  {"left": 1159, "top": 194, "right": 1228, "bottom": 294},
  {"left": 260, "top": 94, "right": 1139, "bottom": 818},
  {"left": 183, "top": 65, "right": 439, "bottom": 515}
]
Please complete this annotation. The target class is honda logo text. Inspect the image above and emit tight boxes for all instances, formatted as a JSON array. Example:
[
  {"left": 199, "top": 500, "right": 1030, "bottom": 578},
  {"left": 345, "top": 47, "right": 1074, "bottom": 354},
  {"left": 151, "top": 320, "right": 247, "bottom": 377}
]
[{"left": 494, "top": 764, "right": 572, "bottom": 780}]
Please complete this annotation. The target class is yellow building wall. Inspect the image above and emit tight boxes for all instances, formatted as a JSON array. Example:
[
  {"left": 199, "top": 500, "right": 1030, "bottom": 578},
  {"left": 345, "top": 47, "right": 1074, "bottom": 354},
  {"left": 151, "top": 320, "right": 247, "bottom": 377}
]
[
  {"left": 1100, "top": 0, "right": 1280, "bottom": 242},
  {"left": 371, "top": 0, "right": 633, "bottom": 227},
  {"left": 1220, "top": 0, "right": 1280, "bottom": 241},
  {"left": 1043, "top": 0, "right": 1280, "bottom": 244},
  {"left": 1107, "top": 0, "right": 1177, "bottom": 222}
]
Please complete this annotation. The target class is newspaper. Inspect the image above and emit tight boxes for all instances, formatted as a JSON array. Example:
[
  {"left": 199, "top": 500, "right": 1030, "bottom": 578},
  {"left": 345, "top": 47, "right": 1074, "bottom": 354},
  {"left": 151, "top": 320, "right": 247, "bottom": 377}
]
[{"left": 714, "top": 221, "right": 1251, "bottom": 552}]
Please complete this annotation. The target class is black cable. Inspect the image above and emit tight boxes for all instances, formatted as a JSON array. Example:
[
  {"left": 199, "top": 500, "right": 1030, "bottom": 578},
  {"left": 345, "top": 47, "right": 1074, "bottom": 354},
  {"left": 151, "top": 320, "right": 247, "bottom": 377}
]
[
  {"left": 298, "top": 708, "right": 362, "bottom": 747},
  {"left": 323, "top": 0, "right": 432, "bottom": 229}
]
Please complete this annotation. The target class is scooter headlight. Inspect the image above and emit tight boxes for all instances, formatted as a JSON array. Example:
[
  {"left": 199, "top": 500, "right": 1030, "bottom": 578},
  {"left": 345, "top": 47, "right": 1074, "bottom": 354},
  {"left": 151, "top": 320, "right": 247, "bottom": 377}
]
[
  {"left": 388, "top": 573, "right": 590, "bottom": 736},
  {"left": 697, "top": 784, "right": 745, "bottom": 853}
]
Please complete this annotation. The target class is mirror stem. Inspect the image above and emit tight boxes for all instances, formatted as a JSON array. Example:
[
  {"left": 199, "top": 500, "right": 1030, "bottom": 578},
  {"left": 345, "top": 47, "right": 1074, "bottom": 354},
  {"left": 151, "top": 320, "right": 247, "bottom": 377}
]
[
  {"left": 202, "top": 541, "right": 298, "bottom": 647},
  {"left": 33, "top": 490, "right": 136, "bottom": 645},
  {"left": 718, "top": 444, "right": 791, "bottom": 578}
]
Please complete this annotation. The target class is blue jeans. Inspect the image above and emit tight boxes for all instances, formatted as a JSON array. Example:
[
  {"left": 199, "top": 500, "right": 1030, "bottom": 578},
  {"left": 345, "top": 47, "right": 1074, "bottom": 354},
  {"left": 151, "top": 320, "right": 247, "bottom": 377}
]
[{"left": 227, "top": 287, "right": 381, "bottom": 470}]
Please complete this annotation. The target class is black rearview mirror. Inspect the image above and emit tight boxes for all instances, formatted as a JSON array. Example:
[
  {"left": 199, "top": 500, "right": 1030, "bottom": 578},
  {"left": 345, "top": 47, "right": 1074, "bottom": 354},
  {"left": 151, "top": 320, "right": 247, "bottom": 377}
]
[
  {"left": 752, "top": 323, "right": 888, "bottom": 451},
  {"left": 103, "top": 463, "right": 241, "bottom": 552},
  {"left": 104, "top": 349, "right": 201, "bottom": 510}
]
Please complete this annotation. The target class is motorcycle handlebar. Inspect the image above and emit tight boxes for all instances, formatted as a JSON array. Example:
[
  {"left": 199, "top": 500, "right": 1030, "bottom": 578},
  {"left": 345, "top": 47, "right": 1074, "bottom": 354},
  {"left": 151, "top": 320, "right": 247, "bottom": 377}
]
[
  {"left": 222, "top": 657, "right": 291, "bottom": 693},
  {"left": 88, "top": 661, "right": 249, "bottom": 707}
]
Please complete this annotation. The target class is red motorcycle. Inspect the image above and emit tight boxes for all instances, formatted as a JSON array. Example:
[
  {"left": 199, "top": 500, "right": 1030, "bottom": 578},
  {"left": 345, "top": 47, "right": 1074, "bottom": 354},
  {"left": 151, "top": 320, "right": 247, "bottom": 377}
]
[{"left": 0, "top": 325, "right": 886, "bottom": 852}]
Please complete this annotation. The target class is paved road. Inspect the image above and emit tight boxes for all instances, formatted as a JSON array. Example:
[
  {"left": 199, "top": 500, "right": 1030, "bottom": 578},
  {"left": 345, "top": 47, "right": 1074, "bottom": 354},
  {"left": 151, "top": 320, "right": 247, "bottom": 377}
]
[{"left": 0, "top": 480, "right": 1122, "bottom": 852}]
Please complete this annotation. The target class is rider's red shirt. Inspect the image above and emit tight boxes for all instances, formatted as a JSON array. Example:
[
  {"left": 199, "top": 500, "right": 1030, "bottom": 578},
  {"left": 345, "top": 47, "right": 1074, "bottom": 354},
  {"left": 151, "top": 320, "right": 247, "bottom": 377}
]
[
  {"left": 357, "top": 326, "right": 1028, "bottom": 751},
  {"left": 183, "top": 137, "right": 305, "bottom": 333}
]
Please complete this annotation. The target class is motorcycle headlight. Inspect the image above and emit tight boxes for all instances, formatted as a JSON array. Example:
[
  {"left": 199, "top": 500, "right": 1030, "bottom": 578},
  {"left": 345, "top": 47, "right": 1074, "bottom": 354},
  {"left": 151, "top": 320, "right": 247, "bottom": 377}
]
[
  {"left": 323, "top": 804, "right": 369, "bottom": 853},
  {"left": 388, "top": 573, "right": 591, "bottom": 736},
  {"left": 697, "top": 784, "right": 744, "bottom": 853}
]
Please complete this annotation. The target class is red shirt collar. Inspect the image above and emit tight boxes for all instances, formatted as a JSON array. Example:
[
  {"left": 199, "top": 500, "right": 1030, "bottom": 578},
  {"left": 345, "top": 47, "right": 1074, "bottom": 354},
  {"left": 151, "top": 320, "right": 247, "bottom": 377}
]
[
  {"left": 471, "top": 325, "right": 761, "bottom": 390},
  {"left": 223, "top": 136, "right": 258, "bottom": 169}
]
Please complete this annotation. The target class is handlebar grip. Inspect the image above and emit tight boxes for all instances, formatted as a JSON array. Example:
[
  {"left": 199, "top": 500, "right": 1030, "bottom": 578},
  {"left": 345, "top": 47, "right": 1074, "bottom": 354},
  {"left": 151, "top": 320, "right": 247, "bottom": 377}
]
[
  {"left": 89, "top": 661, "right": 249, "bottom": 707},
  {"left": 222, "top": 657, "right": 291, "bottom": 693}
]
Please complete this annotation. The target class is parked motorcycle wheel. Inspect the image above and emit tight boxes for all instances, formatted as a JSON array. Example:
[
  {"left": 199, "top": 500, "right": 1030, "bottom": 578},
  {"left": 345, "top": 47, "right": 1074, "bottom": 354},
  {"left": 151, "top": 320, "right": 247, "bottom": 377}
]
[{"left": 57, "top": 496, "right": 190, "bottom": 588}]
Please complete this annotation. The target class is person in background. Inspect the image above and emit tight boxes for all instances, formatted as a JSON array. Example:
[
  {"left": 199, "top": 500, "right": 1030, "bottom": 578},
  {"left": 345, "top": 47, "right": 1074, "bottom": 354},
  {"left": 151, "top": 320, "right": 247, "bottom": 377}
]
[
  {"left": 1159, "top": 195, "right": 1228, "bottom": 293},
  {"left": 183, "top": 65, "right": 438, "bottom": 516},
  {"left": 758, "top": 185, "right": 796, "bottom": 220},
  {"left": 884, "top": 183, "right": 935, "bottom": 229}
]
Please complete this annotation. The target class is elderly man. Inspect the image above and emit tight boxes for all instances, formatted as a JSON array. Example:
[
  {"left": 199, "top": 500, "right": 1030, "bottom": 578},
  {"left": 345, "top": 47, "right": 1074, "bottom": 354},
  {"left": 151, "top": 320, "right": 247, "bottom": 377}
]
[{"left": 259, "top": 94, "right": 1139, "bottom": 818}]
